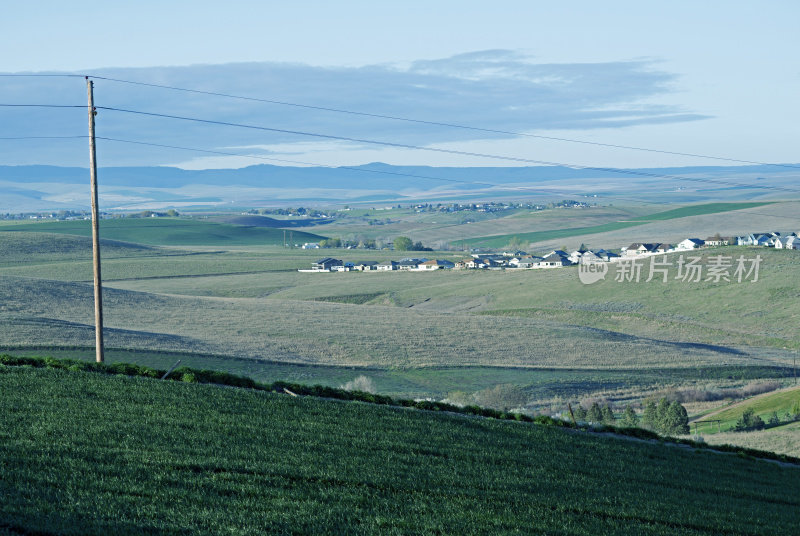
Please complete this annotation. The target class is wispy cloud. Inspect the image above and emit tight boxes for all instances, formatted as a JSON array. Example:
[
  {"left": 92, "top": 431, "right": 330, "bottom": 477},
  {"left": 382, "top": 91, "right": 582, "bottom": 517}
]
[{"left": 0, "top": 51, "right": 707, "bottom": 167}]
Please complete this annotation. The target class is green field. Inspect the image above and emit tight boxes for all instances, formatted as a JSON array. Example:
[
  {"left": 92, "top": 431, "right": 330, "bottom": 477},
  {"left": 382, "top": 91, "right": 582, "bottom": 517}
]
[
  {"left": 0, "top": 217, "right": 326, "bottom": 246},
  {"left": 2, "top": 211, "right": 800, "bottom": 455},
  {"left": 3, "top": 346, "right": 790, "bottom": 407},
  {"left": 462, "top": 202, "right": 773, "bottom": 248},
  {"left": 2, "top": 365, "right": 798, "bottom": 535},
  {"left": 693, "top": 386, "right": 800, "bottom": 435}
]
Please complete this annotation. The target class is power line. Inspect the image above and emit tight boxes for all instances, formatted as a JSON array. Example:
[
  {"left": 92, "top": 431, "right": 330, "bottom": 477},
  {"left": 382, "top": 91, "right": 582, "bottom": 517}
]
[
  {"left": 0, "top": 104, "right": 84, "bottom": 108},
  {"left": 96, "top": 105, "right": 800, "bottom": 195},
  {"left": 96, "top": 135, "right": 621, "bottom": 199},
  {"left": 0, "top": 135, "right": 87, "bottom": 140},
  {"left": 92, "top": 135, "right": 664, "bottom": 207},
  {"left": 96, "top": 136, "right": 800, "bottom": 214},
  {"left": 87, "top": 75, "right": 800, "bottom": 171},
  {"left": 0, "top": 74, "right": 85, "bottom": 78}
]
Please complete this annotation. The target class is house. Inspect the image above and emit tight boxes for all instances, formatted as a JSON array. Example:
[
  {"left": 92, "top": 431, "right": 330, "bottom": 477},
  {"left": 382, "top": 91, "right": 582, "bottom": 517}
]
[
  {"left": 454, "top": 259, "right": 472, "bottom": 269},
  {"left": 417, "top": 259, "right": 455, "bottom": 270},
  {"left": 537, "top": 253, "right": 573, "bottom": 268},
  {"left": 623, "top": 243, "right": 659, "bottom": 256},
  {"left": 331, "top": 262, "right": 355, "bottom": 272},
  {"left": 377, "top": 261, "right": 398, "bottom": 271},
  {"left": 515, "top": 256, "right": 543, "bottom": 269},
  {"left": 785, "top": 236, "right": 800, "bottom": 250},
  {"left": 677, "top": 238, "right": 705, "bottom": 250},
  {"left": 311, "top": 257, "right": 342, "bottom": 271},
  {"left": 754, "top": 234, "right": 773, "bottom": 246},
  {"left": 301, "top": 242, "right": 320, "bottom": 249},
  {"left": 655, "top": 243, "right": 673, "bottom": 254},
  {"left": 704, "top": 236, "right": 730, "bottom": 247},
  {"left": 594, "top": 249, "right": 619, "bottom": 262},
  {"left": 568, "top": 250, "right": 584, "bottom": 263},
  {"left": 578, "top": 251, "right": 603, "bottom": 264},
  {"left": 397, "top": 259, "right": 423, "bottom": 270},
  {"left": 354, "top": 261, "right": 378, "bottom": 271},
  {"left": 736, "top": 234, "right": 756, "bottom": 246}
]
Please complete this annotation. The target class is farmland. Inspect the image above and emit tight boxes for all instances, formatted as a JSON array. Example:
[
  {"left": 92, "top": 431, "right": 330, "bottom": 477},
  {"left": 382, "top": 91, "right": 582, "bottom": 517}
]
[
  {"left": 0, "top": 217, "right": 325, "bottom": 246},
  {"left": 1, "top": 364, "right": 799, "bottom": 535},
  {"left": 2, "top": 209, "right": 800, "bottom": 455}
]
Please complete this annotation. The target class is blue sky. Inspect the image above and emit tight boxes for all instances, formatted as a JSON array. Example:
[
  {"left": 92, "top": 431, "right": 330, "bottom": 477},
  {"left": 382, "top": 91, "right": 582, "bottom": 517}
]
[{"left": 1, "top": 1, "right": 798, "bottom": 170}]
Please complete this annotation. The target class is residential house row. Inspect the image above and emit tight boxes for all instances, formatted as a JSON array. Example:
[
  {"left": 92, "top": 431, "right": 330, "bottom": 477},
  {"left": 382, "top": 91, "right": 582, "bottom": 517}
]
[{"left": 300, "top": 231, "right": 800, "bottom": 272}]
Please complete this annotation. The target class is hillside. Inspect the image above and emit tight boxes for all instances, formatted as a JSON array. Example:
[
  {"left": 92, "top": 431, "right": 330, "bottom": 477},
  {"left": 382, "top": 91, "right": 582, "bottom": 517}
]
[
  {"left": 1, "top": 364, "right": 799, "bottom": 535},
  {"left": 690, "top": 385, "right": 800, "bottom": 457},
  {"left": 0, "top": 218, "right": 325, "bottom": 246}
]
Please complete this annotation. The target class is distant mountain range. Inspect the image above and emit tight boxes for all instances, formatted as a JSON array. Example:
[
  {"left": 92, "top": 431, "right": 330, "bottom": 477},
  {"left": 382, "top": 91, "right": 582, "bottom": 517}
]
[{"left": 0, "top": 162, "right": 797, "bottom": 212}]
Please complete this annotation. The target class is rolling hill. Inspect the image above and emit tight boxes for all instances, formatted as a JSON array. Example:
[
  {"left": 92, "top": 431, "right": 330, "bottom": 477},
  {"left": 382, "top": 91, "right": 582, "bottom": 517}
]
[
  {"left": 0, "top": 218, "right": 325, "bottom": 246},
  {"left": 1, "top": 363, "right": 798, "bottom": 535}
]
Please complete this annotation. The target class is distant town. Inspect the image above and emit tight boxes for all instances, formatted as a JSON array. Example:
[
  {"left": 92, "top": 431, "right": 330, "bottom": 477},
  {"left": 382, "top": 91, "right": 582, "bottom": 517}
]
[{"left": 301, "top": 231, "right": 800, "bottom": 272}]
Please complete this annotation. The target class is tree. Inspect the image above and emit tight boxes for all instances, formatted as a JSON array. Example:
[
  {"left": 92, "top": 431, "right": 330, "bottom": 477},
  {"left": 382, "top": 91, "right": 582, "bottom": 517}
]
[
  {"left": 620, "top": 405, "right": 638, "bottom": 427},
  {"left": 661, "top": 401, "right": 690, "bottom": 435},
  {"left": 641, "top": 399, "right": 658, "bottom": 430},
  {"left": 587, "top": 402, "right": 603, "bottom": 423},
  {"left": 394, "top": 236, "right": 413, "bottom": 251},
  {"left": 768, "top": 411, "right": 780, "bottom": 426},
  {"left": 165, "top": 209, "right": 179, "bottom": 217},
  {"left": 735, "top": 408, "right": 765, "bottom": 432},
  {"left": 655, "top": 398, "right": 671, "bottom": 431},
  {"left": 601, "top": 404, "right": 615, "bottom": 425},
  {"left": 572, "top": 403, "right": 587, "bottom": 421}
]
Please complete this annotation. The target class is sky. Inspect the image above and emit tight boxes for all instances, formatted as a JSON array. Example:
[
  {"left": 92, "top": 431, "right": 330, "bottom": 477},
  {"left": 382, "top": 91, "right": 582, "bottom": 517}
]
[{"left": 0, "top": 1, "right": 798, "bottom": 170}]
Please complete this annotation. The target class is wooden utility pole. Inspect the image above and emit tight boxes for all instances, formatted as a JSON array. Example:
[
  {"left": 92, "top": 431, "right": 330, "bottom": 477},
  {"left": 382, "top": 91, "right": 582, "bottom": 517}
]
[{"left": 87, "top": 78, "right": 104, "bottom": 363}]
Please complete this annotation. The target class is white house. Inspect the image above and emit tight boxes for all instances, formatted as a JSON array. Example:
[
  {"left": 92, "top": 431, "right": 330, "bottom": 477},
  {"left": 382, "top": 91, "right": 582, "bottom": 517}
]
[
  {"left": 377, "top": 261, "right": 398, "bottom": 271},
  {"left": 536, "top": 253, "right": 573, "bottom": 268},
  {"left": 677, "top": 238, "right": 705, "bottom": 250},
  {"left": 778, "top": 236, "right": 800, "bottom": 250},
  {"left": 416, "top": 259, "right": 455, "bottom": 270},
  {"left": 623, "top": 243, "right": 660, "bottom": 256}
]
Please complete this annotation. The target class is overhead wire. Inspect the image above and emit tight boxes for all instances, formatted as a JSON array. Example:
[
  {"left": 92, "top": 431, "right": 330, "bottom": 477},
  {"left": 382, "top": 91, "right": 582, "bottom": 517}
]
[
  {"left": 86, "top": 75, "right": 800, "bottom": 171},
  {"left": 95, "top": 136, "right": 799, "bottom": 215},
  {"left": 0, "top": 135, "right": 87, "bottom": 140},
  {"left": 96, "top": 105, "right": 800, "bottom": 196},
  {"left": 1, "top": 78, "right": 798, "bottom": 212}
]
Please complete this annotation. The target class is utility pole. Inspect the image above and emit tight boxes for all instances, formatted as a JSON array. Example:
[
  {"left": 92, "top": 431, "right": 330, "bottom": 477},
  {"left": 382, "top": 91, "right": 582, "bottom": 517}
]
[{"left": 87, "top": 78, "right": 104, "bottom": 363}]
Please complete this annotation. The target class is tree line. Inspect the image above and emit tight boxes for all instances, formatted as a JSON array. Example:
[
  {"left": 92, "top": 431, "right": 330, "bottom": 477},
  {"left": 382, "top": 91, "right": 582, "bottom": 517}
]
[{"left": 573, "top": 398, "right": 689, "bottom": 436}]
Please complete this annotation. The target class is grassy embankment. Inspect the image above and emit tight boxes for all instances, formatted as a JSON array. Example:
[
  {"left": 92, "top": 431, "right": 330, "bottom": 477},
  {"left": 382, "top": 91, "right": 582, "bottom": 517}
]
[{"left": 1, "top": 363, "right": 799, "bottom": 535}]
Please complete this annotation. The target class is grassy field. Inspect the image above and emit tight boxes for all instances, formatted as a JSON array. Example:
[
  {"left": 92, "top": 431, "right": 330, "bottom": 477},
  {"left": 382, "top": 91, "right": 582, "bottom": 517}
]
[
  {"left": 0, "top": 217, "right": 326, "bottom": 246},
  {"left": 1, "top": 365, "right": 799, "bottom": 535},
  {"left": 692, "top": 386, "right": 800, "bottom": 434},
  {"left": 2, "top": 213, "right": 800, "bottom": 454},
  {"left": 3, "top": 346, "right": 789, "bottom": 408},
  {"left": 461, "top": 202, "right": 773, "bottom": 248}
]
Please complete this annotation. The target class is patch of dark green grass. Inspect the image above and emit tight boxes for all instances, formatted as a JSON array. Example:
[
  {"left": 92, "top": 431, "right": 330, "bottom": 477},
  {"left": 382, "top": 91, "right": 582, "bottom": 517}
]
[{"left": 1, "top": 362, "right": 799, "bottom": 535}]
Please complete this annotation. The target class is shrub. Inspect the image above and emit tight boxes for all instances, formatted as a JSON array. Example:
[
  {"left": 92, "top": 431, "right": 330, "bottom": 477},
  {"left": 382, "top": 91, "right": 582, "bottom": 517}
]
[
  {"left": 181, "top": 372, "right": 197, "bottom": 383},
  {"left": 734, "top": 408, "right": 765, "bottom": 432}
]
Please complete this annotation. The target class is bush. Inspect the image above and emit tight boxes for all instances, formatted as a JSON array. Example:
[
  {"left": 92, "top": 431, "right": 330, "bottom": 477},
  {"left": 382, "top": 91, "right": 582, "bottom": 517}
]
[
  {"left": 734, "top": 408, "right": 765, "bottom": 432},
  {"left": 181, "top": 372, "right": 197, "bottom": 383}
]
